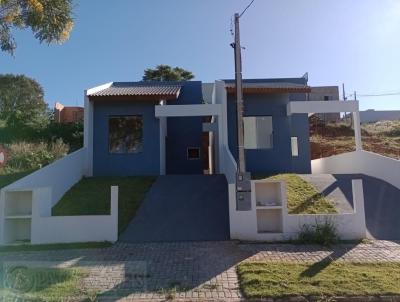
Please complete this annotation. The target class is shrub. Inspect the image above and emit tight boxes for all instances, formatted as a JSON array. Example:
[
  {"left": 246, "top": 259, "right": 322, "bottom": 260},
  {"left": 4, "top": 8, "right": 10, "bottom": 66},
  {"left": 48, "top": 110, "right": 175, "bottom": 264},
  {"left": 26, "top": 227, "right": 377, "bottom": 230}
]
[
  {"left": 5, "top": 139, "right": 69, "bottom": 171},
  {"left": 297, "top": 219, "right": 339, "bottom": 246},
  {"left": 41, "top": 122, "right": 83, "bottom": 151}
]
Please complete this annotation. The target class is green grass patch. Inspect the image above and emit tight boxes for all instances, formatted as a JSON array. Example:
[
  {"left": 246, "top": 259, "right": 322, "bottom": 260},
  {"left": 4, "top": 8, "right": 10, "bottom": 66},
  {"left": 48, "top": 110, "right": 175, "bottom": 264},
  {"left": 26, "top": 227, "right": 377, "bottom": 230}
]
[
  {"left": 0, "top": 266, "right": 89, "bottom": 302},
  {"left": 237, "top": 261, "right": 400, "bottom": 298},
  {"left": 0, "top": 242, "right": 112, "bottom": 253},
  {"left": 52, "top": 176, "right": 156, "bottom": 233},
  {"left": 259, "top": 174, "right": 337, "bottom": 214},
  {"left": 0, "top": 169, "right": 35, "bottom": 189}
]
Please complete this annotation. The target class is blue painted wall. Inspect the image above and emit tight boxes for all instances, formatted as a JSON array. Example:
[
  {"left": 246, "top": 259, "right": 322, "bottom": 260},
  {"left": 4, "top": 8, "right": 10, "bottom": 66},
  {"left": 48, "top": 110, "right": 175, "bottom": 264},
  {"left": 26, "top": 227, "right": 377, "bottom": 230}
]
[
  {"left": 166, "top": 81, "right": 204, "bottom": 174},
  {"left": 93, "top": 100, "right": 160, "bottom": 176},
  {"left": 227, "top": 82, "right": 311, "bottom": 175}
]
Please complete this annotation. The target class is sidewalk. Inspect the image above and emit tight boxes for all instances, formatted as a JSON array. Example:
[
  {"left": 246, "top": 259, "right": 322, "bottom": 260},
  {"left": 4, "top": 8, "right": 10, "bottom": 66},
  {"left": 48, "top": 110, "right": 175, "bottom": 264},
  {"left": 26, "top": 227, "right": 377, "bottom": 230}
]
[{"left": 1, "top": 240, "right": 400, "bottom": 301}]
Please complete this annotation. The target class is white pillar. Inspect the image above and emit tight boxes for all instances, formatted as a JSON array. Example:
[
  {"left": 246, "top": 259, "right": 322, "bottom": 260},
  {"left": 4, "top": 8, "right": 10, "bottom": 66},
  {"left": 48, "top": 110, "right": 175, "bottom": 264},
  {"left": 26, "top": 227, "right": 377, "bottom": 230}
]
[{"left": 353, "top": 111, "right": 362, "bottom": 151}]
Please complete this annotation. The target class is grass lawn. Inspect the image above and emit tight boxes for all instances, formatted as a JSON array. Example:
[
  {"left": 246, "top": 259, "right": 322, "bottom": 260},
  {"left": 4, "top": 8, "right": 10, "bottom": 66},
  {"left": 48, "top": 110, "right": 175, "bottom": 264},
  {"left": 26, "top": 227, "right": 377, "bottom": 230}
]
[
  {"left": 52, "top": 176, "right": 156, "bottom": 233},
  {"left": 237, "top": 261, "right": 400, "bottom": 298},
  {"left": 258, "top": 174, "right": 337, "bottom": 214},
  {"left": 0, "top": 242, "right": 112, "bottom": 253},
  {"left": 0, "top": 169, "right": 35, "bottom": 189},
  {"left": 0, "top": 267, "right": 89, "bottom": 302}
]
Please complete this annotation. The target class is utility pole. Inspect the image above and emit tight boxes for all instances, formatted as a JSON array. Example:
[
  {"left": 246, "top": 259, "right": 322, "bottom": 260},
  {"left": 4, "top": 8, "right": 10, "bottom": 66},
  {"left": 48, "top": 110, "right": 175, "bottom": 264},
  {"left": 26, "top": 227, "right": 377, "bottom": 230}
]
[{"left": 232, "top": 12, "right": 251, "bottom": 211}]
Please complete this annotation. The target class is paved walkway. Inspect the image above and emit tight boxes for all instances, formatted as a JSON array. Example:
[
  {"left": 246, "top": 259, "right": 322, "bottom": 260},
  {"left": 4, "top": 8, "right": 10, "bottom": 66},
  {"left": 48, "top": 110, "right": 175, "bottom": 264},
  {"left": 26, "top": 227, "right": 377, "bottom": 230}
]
[
  {"left": 2, "top": 240, "right": 400, "bottom": 301},
  {"left": 119, "top": 175, "right": 230, "bottom": 243},
  {"left": 300, "top": 174, "right": 400, "bottom": 240}
]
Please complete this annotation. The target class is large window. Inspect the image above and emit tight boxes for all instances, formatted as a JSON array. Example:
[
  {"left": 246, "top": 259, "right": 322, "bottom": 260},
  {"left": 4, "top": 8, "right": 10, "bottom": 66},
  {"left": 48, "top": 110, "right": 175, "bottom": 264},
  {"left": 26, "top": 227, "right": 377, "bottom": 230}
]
[
  {"left": 243, "top": 116, "right": 273, "bottom": 149},
  {"left": 109, "top": 116, "right": 143, "bottom": 154}
]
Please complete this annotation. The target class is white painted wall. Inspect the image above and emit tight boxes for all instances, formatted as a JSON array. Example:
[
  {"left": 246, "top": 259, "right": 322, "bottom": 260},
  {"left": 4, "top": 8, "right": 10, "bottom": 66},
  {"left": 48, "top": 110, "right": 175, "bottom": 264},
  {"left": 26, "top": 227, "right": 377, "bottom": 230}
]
[
  {"left": 287, "top": 100, "right": 359, "bottom": 115},
  {"left": 3, "top": 148, "right": 86, "bottom": 206},
  {"left": 155, "top": 104, "right": 222, "bottom": 117},
  {"left": 221, "top": 146, "right": 237, "bottom": 184},
  {"left": 284, "top": 180, "right": 366, "bottom": 240},
  {"left": 228, "top": 179, "right": 366, "bottom": 241},
  {"left": 30, "top": 186, "right": 118, "bottom": 244},
  {"left": 312, "top": 150, "right": 400, "bottom": 189}
]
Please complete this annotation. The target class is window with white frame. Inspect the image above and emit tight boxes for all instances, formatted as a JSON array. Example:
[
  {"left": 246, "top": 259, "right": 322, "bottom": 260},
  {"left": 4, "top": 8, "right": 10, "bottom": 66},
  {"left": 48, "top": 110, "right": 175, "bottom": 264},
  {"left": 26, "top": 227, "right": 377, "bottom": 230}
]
[
  {"left": 243, "top": 116, "right": 273, "bottom": 149},
  {"left": 291, "top": 137, "right": 299, "bottom": 157}
]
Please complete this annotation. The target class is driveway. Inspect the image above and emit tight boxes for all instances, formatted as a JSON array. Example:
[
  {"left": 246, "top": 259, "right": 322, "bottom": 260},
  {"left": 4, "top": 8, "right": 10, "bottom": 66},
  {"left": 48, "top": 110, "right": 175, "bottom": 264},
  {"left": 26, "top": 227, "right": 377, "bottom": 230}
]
[
  {"left": 119, "top": 174, "right": 230, "bottom": 243},
  {"left": 301, "top": 174, "right": 400, "bottom": 240}
]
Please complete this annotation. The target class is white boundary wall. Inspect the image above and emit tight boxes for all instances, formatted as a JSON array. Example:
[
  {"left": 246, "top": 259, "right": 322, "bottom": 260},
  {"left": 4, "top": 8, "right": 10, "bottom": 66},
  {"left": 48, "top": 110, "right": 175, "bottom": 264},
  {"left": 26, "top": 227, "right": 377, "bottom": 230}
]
[
  {"left": 228, "top": 180, "right": 366, "bottom": 241},
  {"left": 0, "top": 186, "right": 118, "bottom": 245},
  {"left": 221, "top": 144, "right": 366, "bottom": 241},
  {"left": 2, "top": 148, "right": 86, "bottom": 206},
  {"left": 312, "top": 150, "right": 400, "bottom": 189},
  {"left": 30, "top": 186, "right": 118, "bottom": 244},
  {"left": 284, "top": 179, "right": 366, "bottom": 240}
]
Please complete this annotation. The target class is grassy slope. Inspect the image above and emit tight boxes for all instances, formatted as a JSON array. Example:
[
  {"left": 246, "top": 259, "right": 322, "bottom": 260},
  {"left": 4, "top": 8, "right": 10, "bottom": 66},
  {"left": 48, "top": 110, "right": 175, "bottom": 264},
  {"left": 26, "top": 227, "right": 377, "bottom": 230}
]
[
  {"left": 258, "top": 174, "right": 337, "bottom": 214},
  {"left": 52, "top": 176, "right": 156, "bottom": 233},
  {"left": 238, "top": 261, "right": 400, "bottom": 298},
  {"left": 0, "top": 169, "right": 35, "bottom": 189},
  {"left": 0, "top": 267, "right": 88, "bottom": 302},
  {"left": 310, "top": 119, "right": 400, "bottom": 160}
]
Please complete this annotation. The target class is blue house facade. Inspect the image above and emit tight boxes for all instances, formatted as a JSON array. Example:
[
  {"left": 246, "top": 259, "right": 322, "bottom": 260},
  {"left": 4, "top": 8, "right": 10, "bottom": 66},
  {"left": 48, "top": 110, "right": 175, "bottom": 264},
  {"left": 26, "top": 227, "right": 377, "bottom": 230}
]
[
  {"left": 89, "top": 81, "right": 205, "bottom": 176},
  {"left": 225, "top": 78, "right": 311, "bottom": 175},
  {"left": 86, "top": 76, "right": 312, "bottom": 177}
]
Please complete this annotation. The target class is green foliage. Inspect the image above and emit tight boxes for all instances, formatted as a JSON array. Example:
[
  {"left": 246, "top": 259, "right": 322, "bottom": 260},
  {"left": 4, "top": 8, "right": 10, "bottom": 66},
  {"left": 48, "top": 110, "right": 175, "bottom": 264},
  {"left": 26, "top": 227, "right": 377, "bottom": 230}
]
[
  {"left": 297, "top": 219, "right": 339, "bottom": 246},
  {"left": 41, "top": 121, "right": 83, "bottom": 150},
  {"left": 143, "top": 64, "right": 194, "bottom": 81},
  {"left": 0, "top": 0, "right": 73, "bottom": 55},
  {"left": 4, "top": 139, "right": 69, "bottom": 171},
  {"left": 0, "top": 74, "right": 50, "bottom": 129}
]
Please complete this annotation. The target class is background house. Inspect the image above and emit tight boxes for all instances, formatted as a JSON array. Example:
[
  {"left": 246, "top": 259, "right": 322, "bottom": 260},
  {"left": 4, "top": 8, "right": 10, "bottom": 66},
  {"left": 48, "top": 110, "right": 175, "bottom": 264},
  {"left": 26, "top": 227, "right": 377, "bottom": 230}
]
[
  {"left": 308, "top": 86, "right": 340, "bottom": 122},
  {"left": 54, "top": 102, "right": 84, "bottom": 123}
]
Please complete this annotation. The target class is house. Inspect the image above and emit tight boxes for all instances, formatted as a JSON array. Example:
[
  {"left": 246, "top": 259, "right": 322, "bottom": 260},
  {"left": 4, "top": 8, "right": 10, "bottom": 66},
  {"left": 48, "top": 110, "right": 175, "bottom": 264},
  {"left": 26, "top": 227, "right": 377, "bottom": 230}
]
[
  {"left": 84, "top": 77, "right": 312, "bottom": 177},
  {"left": 308, "top": 86, "right": 341, "bottom": 122},
  {"left": 54, "top": 102, "right": 84, "bottom": 123},
  {"left": 86, "top": 81, "right": 206, "bottom": 176}
]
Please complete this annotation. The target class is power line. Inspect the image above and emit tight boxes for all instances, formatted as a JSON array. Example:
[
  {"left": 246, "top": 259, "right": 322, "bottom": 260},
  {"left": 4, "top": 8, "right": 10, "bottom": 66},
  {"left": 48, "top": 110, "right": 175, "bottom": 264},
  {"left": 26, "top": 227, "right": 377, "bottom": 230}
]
[
  {"left": 358, "top": 92, "right": 400, "bottom": 97},
  {"left": 347, "top": 91, "right": 400, "bottom": 98},
  {"left": 239, "top": 0, "right": 256, "bottom": 18}
]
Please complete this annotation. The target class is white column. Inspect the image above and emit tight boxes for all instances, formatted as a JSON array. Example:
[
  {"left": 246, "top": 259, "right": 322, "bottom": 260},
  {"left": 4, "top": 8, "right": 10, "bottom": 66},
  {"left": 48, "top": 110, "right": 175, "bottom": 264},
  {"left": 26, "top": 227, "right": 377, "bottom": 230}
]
[{"left": 353, "top": 111, "right": 362, "bottom": 151}]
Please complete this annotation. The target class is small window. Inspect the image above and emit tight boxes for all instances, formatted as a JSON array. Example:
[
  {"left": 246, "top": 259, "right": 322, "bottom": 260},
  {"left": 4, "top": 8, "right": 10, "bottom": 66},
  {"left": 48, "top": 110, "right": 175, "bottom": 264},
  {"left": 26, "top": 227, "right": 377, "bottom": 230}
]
[
  {"left": 109, "top": 116, "right": 143, "bottom": 154},
  {"left": 324, "top": 96, "right": 330, "bottom": 101},
  {"left": 291, "top": 137, "right": 299, "bottom": 157},
  {"left": 243, "top": 116, "right": 273, "bottom": 149},
  {"left": 187, "top": 147, "right": 200, "bottom": 160}
]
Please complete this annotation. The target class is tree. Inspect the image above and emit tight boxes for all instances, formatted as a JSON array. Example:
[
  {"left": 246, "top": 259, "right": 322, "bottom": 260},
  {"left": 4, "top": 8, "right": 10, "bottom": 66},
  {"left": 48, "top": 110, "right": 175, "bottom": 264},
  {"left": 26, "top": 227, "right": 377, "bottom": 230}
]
[
  {"left": 0, "top": 0, "right": 73, "bottom": 55},
  {"left": 0, "top": 74, "right": 50, "bottom": 129},
  {"left": 143, "top": 65, "right": 194, "bottom": 81}
]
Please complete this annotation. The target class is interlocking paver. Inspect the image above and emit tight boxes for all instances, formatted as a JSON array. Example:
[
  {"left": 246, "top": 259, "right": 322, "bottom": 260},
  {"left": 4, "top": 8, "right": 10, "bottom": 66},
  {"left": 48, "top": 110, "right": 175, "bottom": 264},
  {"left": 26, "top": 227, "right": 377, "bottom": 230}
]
[{"left": 1, "top": 240, "right": 400, "bottom": 301}]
